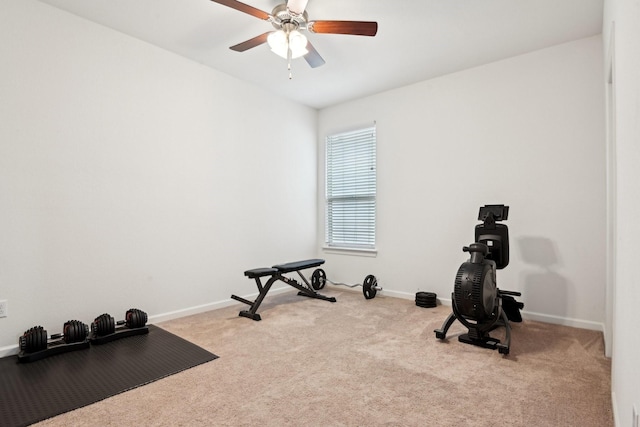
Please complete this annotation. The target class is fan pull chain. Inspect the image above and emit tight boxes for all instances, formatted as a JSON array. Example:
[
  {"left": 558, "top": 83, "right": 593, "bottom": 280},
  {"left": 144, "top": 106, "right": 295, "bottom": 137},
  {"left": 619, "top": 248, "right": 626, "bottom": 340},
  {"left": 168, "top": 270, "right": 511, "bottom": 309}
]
[{"left": 287, "top": 33, "right": 293, "bottom": 79}]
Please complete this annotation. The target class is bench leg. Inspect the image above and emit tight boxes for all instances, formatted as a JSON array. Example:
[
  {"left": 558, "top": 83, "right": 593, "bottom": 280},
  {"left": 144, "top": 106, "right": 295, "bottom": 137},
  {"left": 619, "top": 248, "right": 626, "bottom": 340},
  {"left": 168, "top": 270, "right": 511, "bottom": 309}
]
[
  {"left": 296, "top": 291, "right": 337, "bottom": 302},
  {"left": 231, "top": 276, "right": 277, "bottom": 321},
  {"left": 284, "top": 274, "right": 337, "bottom": 303},
  {"left": 238, "top": 310, "right": 262, "bottom": 321}
]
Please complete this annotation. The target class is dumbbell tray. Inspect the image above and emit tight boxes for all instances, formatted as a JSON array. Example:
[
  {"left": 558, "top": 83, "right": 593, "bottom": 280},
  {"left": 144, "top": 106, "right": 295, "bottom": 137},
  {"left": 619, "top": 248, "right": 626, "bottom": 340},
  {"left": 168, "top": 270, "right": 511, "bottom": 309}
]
[
  {"left": 18, "top": 340, "right": 91, "bottom": 363},
  {"left": 89, "top": 326, "right": 149, "bottom": 345}
]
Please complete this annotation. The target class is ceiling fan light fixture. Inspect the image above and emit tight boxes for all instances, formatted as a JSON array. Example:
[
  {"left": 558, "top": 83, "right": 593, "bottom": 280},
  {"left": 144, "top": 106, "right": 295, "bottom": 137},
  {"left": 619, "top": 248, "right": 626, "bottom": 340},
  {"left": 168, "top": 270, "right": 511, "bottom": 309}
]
[
  {"left": 268, "top": 30, "right": 308, "bottom": 59},
  {"left": 288, "top": 30, "right": 308, "bottom": 55}
]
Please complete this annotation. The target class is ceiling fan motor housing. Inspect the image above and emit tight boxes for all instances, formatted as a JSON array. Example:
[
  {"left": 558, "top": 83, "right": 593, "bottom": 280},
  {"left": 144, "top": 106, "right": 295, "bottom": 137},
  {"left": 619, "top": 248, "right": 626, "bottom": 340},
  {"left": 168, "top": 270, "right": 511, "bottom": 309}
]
[{"left": 271, "top": 3, "right": 308, "bottom": 31}]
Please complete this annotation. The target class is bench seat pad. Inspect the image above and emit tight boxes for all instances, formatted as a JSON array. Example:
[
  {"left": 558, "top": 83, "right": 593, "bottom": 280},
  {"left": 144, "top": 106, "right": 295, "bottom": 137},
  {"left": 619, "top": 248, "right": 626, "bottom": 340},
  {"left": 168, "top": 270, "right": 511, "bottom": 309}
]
[
  {"left": 244, "top": 267, "right": 278, "bottom": 279},
  {"left": 272, "top": 259, "right": 325, "bottom": 273}
]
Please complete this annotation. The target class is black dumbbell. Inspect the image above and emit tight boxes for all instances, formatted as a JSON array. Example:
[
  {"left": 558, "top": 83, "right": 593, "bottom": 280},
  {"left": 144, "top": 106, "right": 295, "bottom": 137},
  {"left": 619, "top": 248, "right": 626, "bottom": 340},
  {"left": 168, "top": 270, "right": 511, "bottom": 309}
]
[
  {"left": 90, "top": 308, "right": 149, "bottom": 344},
  {"left": 91, "top": 308, "right": 148, "bottom": 337},
  {"left": 19, "top": 320, "right": 89, "bottom": 354}
]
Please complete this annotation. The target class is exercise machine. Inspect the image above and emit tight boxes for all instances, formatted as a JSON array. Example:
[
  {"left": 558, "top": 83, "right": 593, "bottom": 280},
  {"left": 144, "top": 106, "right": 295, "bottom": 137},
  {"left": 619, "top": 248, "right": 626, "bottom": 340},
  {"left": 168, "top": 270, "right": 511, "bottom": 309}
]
[
  {"left": 434, "top": 205, "right": 524, "bottom": 355},
  {"left": 232, "top": 259, "right": 336, "bottom": 321}
]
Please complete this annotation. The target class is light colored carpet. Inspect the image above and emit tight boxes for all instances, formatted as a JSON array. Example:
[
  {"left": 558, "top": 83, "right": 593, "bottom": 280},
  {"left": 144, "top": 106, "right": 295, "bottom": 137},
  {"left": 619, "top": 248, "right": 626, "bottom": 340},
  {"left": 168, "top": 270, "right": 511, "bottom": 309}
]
[{"left": 34, "top": 288, "right": 612, "bottom": 426}]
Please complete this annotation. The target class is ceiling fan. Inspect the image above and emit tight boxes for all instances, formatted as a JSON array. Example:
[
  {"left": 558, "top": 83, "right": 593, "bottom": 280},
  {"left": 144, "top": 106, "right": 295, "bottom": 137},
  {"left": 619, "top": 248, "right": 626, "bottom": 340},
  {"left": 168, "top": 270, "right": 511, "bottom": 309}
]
[{"left": 210, "top": 0, "right": 378, "bottom": 76}]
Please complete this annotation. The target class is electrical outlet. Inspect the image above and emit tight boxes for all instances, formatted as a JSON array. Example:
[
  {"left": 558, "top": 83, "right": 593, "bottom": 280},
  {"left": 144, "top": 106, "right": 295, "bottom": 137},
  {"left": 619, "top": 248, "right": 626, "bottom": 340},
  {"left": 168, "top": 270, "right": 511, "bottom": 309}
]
[{"left": 0, "top": 300, "right": 7, "bottom": 318}]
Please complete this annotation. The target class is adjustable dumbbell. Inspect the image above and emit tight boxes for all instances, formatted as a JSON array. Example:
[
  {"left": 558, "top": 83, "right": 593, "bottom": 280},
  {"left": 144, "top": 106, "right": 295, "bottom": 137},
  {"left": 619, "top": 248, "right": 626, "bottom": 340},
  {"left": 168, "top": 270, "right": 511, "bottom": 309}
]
[
  {"left": 18, "top": 320, "right": 90, "bottom": 363},
  {"left": 90, "top": 308, "right": 149, "bottom": 344},
  {"left": 310, "top": 269, "right": 383, "bottom": 299}
]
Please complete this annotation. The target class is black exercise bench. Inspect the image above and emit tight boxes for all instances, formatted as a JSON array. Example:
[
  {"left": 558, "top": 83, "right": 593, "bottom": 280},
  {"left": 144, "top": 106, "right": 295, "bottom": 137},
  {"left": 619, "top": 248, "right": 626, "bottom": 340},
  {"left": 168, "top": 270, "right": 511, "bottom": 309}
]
[{"left": 231, "top": 259, "right": 336, "bottom": 321}]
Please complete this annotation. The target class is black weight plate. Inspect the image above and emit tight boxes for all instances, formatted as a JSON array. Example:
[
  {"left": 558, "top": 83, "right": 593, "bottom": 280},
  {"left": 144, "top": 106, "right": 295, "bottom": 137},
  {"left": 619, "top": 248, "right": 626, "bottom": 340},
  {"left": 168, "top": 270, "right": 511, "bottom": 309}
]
[
  {"left": 363, "top": 275, "right": 377, "bottom": 299},
  {"left": 415, "top": 292, "right": 437, "bottom": 305},
  {"left": 81, "top": 322, "right": 88, "bottom": 340},
  {"left": 311, "top": 269, "right": 326, "bottom": 290},
  {"left": 93, "top": 314, "right": 115, "bottom": 336},
  {"left": 125, "top": 310, "right": 134, "bottom": 328},
  {"left": 19, "top": 327, "right": 35, "bottom": 351},
  {"left": 416, "top": 302, "right": 437, "bottom": 308},
  {"left": 23, "top": 326, "right": 47, "bottom": 353},
  {"left": 36, "top": 327, "right": 47, "bottom": 352},
  {"left": 19, "top": 329, "right": 30, "bottom": 352},
  {"left": 416, "top": 292, "right": 437, "bottom": 299},
  {"left": 64, "top": 320, "right": 87, "bottom": 343},
  {"left": 67, "top": 321, "right": 77, "bottom": 342},
  {"left": 94, "top": 315, "right": 105, "bottom": 336},
  {"left": 126, "top": 309, "right": 148, "bottom": 328},
  {"left": 106, "top": 315, "right": 116, "bottom": 334},
  {"left": 125, "top": 311, "right": 133, "bottom": 328},
  {"left": 36, "top": 326, "right": 47, "bottom": 352},
  {"left": 63, "top": 321, "right": 76, "bottom": 343},
  {"left": 125, "top": 311, "right": 135, "bottom": 328}
]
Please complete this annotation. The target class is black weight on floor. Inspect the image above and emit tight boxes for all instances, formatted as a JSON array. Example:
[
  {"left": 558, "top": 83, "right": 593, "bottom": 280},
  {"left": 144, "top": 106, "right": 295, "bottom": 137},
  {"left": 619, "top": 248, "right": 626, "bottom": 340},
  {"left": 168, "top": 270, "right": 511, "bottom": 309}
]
[
  {"left": 363, "top": 275, "right": 377, "bottom": 299},
  {"left": 415, "top": 291, "right": 437, "bottom": 308},
  {"left": 311, "top": 268, "right": 327, "bottom": 290}
]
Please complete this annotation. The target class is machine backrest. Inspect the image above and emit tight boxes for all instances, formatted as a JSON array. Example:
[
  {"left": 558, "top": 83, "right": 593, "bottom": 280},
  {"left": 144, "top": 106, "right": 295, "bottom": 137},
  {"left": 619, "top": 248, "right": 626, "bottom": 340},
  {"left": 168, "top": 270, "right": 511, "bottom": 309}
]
[{"left": 475, "top": 223, "right": 509, "bottom": 269}]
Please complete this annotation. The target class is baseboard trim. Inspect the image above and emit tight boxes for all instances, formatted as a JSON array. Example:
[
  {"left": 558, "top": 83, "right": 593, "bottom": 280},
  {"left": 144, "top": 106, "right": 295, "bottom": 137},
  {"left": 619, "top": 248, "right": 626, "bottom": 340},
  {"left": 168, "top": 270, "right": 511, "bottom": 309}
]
[
  {"left": 0, "top": 344, "right": 18, "bottom": 358},
  {"left": 611, "top": 391, "right": 619, "bottom": 427},
  {"left": 519, "top": 310, "right": 604, "bottom": 332},
  {"left": 0, "top": 287, "right": 294, "bottom": 359},
  {"left": 382, "top": 289, "right": 605, "bottom": 332},
  {"left": 148, "top": 286, "right": 293, "bottom": 324}
]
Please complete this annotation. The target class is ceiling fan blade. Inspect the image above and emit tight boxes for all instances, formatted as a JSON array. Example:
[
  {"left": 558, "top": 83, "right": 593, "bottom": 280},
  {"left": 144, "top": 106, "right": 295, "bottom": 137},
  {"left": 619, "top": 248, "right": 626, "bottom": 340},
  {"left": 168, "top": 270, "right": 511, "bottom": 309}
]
[
  {"left": 308, "top": 20, "right": 378, "bottom": 37},
  {"left": 210, "top": 0, "right": 271, "bottom": 21},
  {"left": 230, "top": 32, "right": 271, "bottom": 52},
  {"left": 304, "top": 41, "right": 325, "bottom": 68},
  {"left": 286, "top": 0, "right": 309, "bottom": 15}
]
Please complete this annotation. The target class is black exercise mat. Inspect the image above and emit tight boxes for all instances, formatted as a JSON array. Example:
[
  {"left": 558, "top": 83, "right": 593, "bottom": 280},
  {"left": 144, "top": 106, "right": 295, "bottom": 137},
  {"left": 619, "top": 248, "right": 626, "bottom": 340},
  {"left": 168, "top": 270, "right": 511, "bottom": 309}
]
[{"left": 0, "top": 325, "right": 218, "bottom": 427}]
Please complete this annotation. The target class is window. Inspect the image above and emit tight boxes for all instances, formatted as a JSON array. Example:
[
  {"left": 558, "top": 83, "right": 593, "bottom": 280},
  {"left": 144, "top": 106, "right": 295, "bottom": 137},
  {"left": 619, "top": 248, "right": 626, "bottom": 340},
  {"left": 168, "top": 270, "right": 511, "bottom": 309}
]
[{"left": 325, "top": 125, "right": 377, "bottom": 249}]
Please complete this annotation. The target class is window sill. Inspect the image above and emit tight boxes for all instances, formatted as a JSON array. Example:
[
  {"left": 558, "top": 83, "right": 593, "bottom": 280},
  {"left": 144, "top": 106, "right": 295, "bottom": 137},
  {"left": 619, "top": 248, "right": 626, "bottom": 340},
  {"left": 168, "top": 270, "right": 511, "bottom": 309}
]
[{"left": 322, "top": 246, "right": 378, "bottom": 257}]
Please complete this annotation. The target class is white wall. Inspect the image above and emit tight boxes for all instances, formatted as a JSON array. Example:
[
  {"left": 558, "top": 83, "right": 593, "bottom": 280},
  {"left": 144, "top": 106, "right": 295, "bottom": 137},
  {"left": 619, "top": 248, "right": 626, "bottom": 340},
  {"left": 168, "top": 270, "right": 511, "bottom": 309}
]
[
  {"left": 603, "top": 1, "right": 640, "bottom": 425},
  {"left": 0, "top": 0, "right": 317, "bottom": 352},
  {"left": 318, "top": 36, "right": 606, "bottom": 330}
]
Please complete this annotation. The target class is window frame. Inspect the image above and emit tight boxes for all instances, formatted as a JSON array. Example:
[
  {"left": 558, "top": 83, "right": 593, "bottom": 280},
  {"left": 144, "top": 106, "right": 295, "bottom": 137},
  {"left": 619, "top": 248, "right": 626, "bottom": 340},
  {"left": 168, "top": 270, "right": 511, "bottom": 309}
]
[{"left": 324, "top": 125, "right": 377, "bottom": 251}]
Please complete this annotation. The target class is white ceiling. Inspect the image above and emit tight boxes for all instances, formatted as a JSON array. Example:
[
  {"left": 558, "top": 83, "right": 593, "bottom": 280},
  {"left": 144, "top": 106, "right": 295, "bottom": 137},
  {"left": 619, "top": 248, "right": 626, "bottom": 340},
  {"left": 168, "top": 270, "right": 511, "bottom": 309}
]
[{"left": 38, "top": 0, "right": 603, "bottom": 109}]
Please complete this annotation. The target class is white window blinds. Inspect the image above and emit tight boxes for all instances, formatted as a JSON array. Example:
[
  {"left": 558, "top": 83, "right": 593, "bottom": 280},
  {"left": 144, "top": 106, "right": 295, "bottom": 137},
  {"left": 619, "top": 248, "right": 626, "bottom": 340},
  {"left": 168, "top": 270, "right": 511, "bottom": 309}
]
[{"left": 325, "top": 126, "right": 377, "bottom": 249}]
